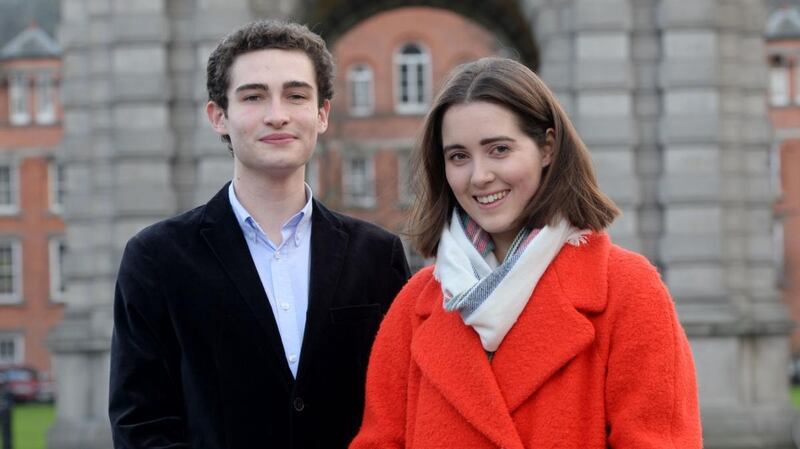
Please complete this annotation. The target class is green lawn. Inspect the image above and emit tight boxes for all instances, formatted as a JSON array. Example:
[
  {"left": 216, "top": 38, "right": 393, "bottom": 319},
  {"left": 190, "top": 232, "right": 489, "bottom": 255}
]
[
  {"left": 793, "top": 385, "right": 800, "bottom": 410},
  {"left": 11, "top": 403, "right": 55, "bottom": 449}
]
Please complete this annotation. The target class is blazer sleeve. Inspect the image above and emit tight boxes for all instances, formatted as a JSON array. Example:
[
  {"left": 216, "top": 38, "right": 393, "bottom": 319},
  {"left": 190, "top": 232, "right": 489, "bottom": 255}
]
[
  {"left": 389, "top": 236, "right": 412, "bottom": 301},
  {"left": 349, "top": 272, "right": 426, "bottom": 449},
  {"left": 604, "top": 256, "right": 703, "bottom": 449},
  {"left": 109, "top": 235, "right": 189, "bottom": 449}
]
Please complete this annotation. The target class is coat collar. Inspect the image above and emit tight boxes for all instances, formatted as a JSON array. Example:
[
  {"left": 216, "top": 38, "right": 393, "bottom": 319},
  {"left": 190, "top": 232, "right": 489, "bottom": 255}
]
[{"left": 411, "top": 232, "right": 610, "bottom": 447}]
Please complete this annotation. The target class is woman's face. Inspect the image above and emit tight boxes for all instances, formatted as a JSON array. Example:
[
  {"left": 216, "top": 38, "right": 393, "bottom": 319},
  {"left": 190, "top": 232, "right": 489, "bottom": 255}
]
[{"left": 442, "top": 101, "right": 552, "bottom": 256}]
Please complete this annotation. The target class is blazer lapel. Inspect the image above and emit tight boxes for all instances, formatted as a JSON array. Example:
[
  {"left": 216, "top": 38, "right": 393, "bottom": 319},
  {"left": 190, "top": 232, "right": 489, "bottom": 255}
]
[
  {"left": 411, "top": 285, "right": 525, "bottom": 449},
  {"left": 199, "top": 184, "right": 294, "bottom": 388},
  {"left": 491, "top": 233, "right": 610, "bottom": 412},
  {"left": 296, "top": 200, "right": 348, "bottom": 380}
]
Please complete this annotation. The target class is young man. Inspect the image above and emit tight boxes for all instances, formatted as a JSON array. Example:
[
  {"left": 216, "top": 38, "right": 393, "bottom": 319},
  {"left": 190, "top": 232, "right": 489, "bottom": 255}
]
[{"left": 109, "top": 20, "right": 410, "bottom": 449}]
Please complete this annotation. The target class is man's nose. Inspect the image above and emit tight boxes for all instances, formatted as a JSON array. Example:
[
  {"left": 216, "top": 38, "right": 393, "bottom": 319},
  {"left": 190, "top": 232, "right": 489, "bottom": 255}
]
[{"left": 264, "top": 99, "right": 290, "bottom": 128}]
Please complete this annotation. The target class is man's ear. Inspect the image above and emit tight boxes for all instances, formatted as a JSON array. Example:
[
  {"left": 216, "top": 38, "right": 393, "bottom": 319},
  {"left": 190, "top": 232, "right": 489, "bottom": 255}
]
[
  {"left": 206, "top": 101, "right": 228, "bottom": 136},
  {"left": 542, "top": 128, "right": 556, "bottom": 167},
  {"left": 317, "top": 99, "right": 331, "bottom": 133}
]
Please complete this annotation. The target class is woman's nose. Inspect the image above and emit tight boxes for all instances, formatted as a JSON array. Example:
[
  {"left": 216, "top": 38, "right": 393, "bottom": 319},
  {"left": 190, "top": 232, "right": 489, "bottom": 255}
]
[{"left": 470, "top": 160, "right": 495, "bottom": 186}]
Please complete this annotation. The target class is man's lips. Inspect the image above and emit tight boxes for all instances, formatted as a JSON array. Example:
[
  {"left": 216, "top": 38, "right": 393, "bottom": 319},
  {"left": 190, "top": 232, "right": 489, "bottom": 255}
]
[{"left": 260, "top": 133, "right": 296, "bottom": 143}]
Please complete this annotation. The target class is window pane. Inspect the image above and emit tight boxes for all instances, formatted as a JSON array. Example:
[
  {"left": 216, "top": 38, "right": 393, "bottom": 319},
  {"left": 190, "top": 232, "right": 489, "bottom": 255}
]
[
  {"left": 401, "top": 43, "right": 422, "bottom": 55},
  {"left": 9, "top": 74, "right": 30, "bottom": 125},
  {"left": 0, "top": 166, "right": 11, "bottom": 206},
  {"left": 770, "top": 67, "right": 790, "bottom": 106},
  {"left": 36, "top": 72, "right": 56, "bottom": 124},
  {"left": 0, "top": 243, "right": 15, "bottom": 295}
]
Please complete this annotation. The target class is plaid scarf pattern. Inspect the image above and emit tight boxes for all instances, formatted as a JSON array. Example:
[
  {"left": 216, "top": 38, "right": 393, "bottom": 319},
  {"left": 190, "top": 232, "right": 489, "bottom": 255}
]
[
  {"left": 435, "top": 209, "right": 587, "bottom": 351},
  {"left": 444, "top": 210, "right": 540, "bottom": 317}
]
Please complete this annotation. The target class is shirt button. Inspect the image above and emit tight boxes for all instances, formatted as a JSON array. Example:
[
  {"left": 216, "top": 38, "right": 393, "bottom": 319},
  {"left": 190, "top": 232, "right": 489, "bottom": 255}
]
[
  {"left": 289, "top": 354, "right": 298, "bottom": 364},
  {"left": 274, "top": 252, "right": 281, "bottom": 260},
  {"left": 293, "top": 397, "right": 305, "bottom": 412},
  {"left": 281, "top": 302, "right": 290, "bottom": 311}
]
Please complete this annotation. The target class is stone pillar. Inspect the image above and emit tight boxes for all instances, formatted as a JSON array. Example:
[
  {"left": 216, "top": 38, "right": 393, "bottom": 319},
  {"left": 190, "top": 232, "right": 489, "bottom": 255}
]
[
  {"left": 48, "top": 0, "right": 176, "bottom": 448},
  {"left": 572, "top": 0, "right": 642, "bottom": 252},
  {"left": 659, "top": 0, "right": 793, "bottom": 447}
]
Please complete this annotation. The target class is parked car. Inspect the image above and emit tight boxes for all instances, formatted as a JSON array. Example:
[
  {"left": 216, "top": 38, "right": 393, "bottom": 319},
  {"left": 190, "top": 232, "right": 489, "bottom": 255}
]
[{"left": 0, "top": 366, "right": 43, "bottom": 403}]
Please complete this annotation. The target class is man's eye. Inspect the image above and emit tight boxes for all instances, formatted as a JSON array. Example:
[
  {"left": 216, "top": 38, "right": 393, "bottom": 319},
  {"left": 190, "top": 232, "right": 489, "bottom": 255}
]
[{"left": 243, "top": 95, "right": 261, "bottom": 101}]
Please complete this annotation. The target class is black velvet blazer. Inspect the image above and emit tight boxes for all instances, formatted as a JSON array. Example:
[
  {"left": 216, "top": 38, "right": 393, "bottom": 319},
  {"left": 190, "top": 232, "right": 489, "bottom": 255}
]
[{"left": 109, "top": 184, "right": 411, "bottom": 449}]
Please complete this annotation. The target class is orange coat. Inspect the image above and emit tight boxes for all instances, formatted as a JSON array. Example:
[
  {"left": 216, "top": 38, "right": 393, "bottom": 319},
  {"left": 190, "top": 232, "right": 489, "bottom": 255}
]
[{"left": 350, "top": 233, "right": 702, "bottom": 449}]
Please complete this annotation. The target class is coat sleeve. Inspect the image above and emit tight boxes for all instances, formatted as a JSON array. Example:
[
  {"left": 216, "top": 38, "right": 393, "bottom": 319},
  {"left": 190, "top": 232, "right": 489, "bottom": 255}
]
[
  {"left": 604, "top": 254, "right": 702, "bottom": 449},
  {"left": 349, "top": 271, "right": 427, "bottom": 449},
  {"left": 109, "top": 235, "right": 189, "bottom": 449}
]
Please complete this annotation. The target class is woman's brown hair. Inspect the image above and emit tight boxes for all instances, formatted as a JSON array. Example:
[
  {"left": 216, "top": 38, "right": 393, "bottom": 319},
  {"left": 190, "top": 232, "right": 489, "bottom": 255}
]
[{"left": 408, "top": 57, "right": 620, "bottom": 258}]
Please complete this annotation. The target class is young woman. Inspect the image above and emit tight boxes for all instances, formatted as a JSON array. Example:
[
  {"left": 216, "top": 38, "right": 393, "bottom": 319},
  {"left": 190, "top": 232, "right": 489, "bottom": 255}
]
[{"left": 349, "top": 57, "right": 702, "bottom": 449}]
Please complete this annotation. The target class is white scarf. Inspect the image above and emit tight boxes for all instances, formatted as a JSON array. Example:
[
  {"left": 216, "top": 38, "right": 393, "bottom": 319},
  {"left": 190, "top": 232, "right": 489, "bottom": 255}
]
[{"left": 434, "top": 212, "right": 588, "bottom": 352}]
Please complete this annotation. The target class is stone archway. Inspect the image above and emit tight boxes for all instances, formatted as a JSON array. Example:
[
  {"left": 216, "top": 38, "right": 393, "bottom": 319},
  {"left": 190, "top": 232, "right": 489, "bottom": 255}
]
[{"left": 289, "top": 0, "right": 539, "bottom": 69}]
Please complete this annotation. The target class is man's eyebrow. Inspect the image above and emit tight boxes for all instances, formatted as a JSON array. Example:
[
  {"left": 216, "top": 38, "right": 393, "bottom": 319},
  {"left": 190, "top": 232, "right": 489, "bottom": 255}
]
[
  {"left": 234, "top": 83, "right": 268, "bottom": 93},
  {"left": 283, "top": 80, "right": 314, "bottom": 90}
]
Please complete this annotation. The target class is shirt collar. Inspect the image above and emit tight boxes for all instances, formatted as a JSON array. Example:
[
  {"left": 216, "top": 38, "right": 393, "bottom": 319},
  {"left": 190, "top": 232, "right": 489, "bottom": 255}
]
[{"left": 228, "top": 182, "right": 314, "bottom": 246}]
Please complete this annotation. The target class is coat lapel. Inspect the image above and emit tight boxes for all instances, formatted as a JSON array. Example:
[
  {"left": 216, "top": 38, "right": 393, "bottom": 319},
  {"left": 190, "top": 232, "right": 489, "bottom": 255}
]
[
  {"left": 491, "top": 233, "right": 610, "bottom": 412},
  {"left": 411, "top": 280, "right": 525, "bottom": 449},
  {"left": 295, "top": 200, "right": 348, "bottom": 380},
  {"left": 411, "top": 233, "right": 611, "bottom": 446},
  {"left": 199, "top": 184, "right": 294, "bottom": 388}
]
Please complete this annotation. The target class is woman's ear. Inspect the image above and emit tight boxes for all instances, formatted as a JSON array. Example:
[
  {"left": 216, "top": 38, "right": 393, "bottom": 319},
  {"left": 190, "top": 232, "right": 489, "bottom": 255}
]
[{"left": 542, "top": 128, "right": 556, "bottom": 167}]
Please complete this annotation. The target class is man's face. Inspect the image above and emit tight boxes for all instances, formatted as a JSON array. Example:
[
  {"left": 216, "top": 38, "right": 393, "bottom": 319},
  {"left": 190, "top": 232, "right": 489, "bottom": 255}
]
[{"left": 207, "top": 49, "right": 330, "bottom": 180}]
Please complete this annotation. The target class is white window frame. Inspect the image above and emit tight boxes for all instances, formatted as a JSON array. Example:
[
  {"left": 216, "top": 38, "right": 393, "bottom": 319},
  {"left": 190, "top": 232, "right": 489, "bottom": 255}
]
[
  {"left": 343, "top": 154, "right": 375, "bottom": 208},
  {"left": 48, "top": 161, "right": 65, "bottom": 213},
  {"left": 348, "top": 64, "right": 375, "bottom": 117},
  {"left": 49, "top": 237, "right": 67, "bottom": 303},
  {"left": 9, "top": 73, "right": 31, "bottom": 126},
  {"left": 35, "top": 71, "right": 56, "bottom": 125},
  {"left": 394, "top": 43, "right": 431, "bottom": 114},
  {"left": 0, "top": 333, "right": 24, "bottom": 365},
  {"left": 770, "top": 66, "right": 790, "bottom": 106},
  {"left": 0, "top": 163, "right": 19, "bottom": 215},
  {"left": 0, "top": 240, "right": 22, "bottom": 304}
]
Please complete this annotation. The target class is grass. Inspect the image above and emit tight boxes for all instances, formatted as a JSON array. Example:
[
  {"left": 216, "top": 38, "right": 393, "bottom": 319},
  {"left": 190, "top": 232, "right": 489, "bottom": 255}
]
[
  {"left": 10, "top": 403, "right": 55, "bottom": 449},
  {"left": 793, "top": 385, "right": 800, "bottom": 410}
]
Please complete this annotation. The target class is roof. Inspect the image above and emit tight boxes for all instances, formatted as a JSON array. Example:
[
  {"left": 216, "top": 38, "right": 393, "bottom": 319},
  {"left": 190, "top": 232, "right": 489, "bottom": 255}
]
[
  {"left": 0, "top": 25, "right": 60, "bottom": 60},
  {"left": 767, "top": 1, "right": 800, "bottom": 39}
]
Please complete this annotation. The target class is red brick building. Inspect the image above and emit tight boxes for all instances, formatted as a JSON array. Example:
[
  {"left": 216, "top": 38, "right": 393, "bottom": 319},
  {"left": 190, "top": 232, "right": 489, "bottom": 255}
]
[
  {"left": 766, "top": 3, "right": 800, "bottom": 351},
  {"left": 0, "top": 24, "right": 66, "bottom": 377},
  {"left": 316, "top": 6, "right": 501, "bottom": 268}
]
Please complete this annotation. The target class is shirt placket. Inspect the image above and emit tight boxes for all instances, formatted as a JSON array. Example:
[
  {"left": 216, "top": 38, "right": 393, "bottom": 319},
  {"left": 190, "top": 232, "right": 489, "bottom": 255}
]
[{"left": 271, "top": 242, "right": 302, "bottom": 376}]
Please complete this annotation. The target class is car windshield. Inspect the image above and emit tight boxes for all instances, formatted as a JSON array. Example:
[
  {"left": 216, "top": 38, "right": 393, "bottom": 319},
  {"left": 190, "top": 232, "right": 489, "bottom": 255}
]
[{"left": 4, "top": 369, "right": 33, "bottom": 381}]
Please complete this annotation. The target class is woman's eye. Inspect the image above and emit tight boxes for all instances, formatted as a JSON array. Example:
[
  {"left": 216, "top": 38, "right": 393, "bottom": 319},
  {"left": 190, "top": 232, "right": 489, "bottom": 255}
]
[
  {"left": 448, "top": 152, "right": 468, "bottom": 161},
  {"left": 492, "top": 145, "right": 511, "bottom": 154}
]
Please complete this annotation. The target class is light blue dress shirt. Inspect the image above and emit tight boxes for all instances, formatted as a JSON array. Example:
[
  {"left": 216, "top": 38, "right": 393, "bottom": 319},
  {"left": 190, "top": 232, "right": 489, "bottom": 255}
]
[{"left": 228, "top": 182, "right": 313, "bottom": 378}]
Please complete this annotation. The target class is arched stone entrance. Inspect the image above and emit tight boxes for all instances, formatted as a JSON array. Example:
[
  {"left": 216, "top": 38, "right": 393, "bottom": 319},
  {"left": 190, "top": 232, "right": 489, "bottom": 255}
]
[{"left": 288, "top": 0, "right": 539, "bottom": 68}]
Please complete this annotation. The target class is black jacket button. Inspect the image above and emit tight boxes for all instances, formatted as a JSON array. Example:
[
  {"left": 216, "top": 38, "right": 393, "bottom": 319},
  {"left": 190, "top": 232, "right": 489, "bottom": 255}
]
[{"left": 293, "top": 397, "right": 305, "bottom": 412}]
